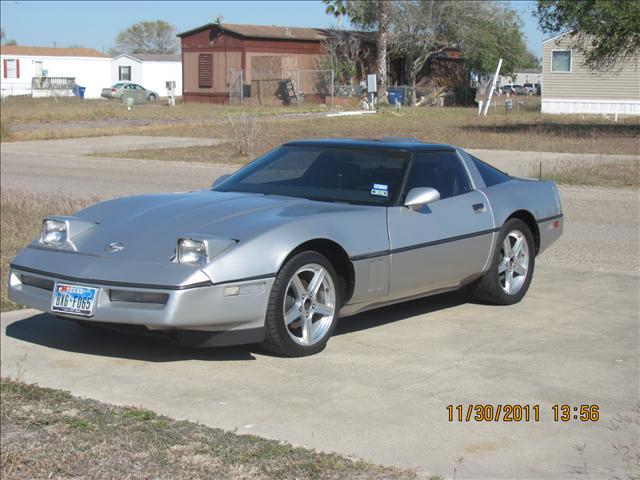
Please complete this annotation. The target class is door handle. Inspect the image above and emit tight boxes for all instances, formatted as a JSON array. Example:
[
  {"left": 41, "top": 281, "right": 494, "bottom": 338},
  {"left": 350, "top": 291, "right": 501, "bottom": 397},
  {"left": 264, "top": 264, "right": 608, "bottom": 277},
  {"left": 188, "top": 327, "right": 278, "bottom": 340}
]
[{"left": 472, "top": 203, "right": 486, "bottom": 213}]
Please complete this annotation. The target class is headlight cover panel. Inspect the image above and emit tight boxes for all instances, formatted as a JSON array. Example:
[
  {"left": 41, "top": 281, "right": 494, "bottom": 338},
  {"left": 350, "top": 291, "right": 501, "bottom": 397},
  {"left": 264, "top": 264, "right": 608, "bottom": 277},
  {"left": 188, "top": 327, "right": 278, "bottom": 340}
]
[
  {"left": 38, "top": 216, "right": 97, "bottom": 251},
  {"left": 175, "top": 235, "right": 237, "bottom": 267}
]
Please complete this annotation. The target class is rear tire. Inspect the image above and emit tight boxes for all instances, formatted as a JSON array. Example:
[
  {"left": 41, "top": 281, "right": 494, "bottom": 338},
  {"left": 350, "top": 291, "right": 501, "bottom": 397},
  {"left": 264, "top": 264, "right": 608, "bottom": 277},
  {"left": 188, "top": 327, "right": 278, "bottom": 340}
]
[
  {"left": 148, "top": 94, "right": 156, "bottom": 101},
  {"left": 262, "top": 251, "right": 340, "bottom": 357},
  {"left": 468, "top": 218, "right": 535, "bottom": 305}
]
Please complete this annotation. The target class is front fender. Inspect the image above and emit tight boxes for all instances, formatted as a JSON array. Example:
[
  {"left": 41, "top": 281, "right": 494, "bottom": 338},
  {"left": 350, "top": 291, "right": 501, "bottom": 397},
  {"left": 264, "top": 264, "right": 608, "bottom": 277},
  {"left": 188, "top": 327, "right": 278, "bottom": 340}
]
[{"left": 204, "top": 207, "right": 388, "bottom": 284}]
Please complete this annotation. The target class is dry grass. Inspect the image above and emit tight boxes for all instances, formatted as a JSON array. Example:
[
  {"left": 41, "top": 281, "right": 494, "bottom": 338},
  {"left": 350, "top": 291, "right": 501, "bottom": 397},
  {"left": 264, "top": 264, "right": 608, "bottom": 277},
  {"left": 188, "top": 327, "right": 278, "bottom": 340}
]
[
  {"left": 92, "top": 108, "right": 640, "bottom": 167},
  {"left": 0, "top": 119, "right": 12, "bottom": 142},
  {"left": 103, "top": 143, "right": 250, "bottom": 165},
  {"left": 0, "top": 96, "right": 324, "bottom": 125},
  {"left": 533, "top": 159, "right": 640, "bottom": 188},
  {"left": 3, "top": 98, "right": 639, "bottom": 155},
  {"left": 227, "top": 112, "right": 262, "bottom": 158},
  {"left": 1, "top": 379, "right": 415, "bottom": 480},
  {"left": 0, "top": 190, "right": 95, "bottom": 312}
]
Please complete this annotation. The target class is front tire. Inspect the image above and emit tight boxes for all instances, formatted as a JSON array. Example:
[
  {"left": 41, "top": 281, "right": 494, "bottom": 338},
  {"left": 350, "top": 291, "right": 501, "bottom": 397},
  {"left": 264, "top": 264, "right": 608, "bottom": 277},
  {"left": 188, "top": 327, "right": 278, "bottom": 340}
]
[
  {"left": 262, "top": 251, "right": 340, "bottom": 357},
  {"left": 469, "top": 218, "right": 535, "bottom": 305}
]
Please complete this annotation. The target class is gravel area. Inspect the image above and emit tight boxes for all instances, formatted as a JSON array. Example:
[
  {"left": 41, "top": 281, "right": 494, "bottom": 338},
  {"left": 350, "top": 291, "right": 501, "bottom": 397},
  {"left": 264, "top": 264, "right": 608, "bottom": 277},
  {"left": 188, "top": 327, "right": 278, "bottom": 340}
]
[{"left": 537, "top": 186, "right": 639, "bottom": 275}]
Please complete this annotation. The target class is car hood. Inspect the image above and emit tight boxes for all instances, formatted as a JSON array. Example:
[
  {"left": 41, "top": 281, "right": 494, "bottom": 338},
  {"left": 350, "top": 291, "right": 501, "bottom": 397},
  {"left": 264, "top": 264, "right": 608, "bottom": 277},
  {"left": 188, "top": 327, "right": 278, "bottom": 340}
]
[{"left": 66, "top": 190, "right": 361, "bottom": 263}]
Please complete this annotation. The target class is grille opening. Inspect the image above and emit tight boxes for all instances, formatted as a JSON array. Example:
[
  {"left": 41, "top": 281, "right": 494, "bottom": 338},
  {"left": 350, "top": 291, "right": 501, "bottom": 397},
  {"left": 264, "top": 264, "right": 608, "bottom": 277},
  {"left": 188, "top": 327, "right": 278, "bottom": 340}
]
[
  {"left": 109, "top": 289, "right": 169, "bottom": 305},
  {"left": 21, "top": 275, "right": 55, "bottom": 291}
]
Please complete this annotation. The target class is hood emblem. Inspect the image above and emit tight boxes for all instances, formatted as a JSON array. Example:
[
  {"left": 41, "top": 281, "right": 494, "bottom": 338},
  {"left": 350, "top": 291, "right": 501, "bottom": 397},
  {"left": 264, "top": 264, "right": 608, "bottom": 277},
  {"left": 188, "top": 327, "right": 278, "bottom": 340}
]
[{"left": 105, "top": 241, "right": 124, "bottom": 252}]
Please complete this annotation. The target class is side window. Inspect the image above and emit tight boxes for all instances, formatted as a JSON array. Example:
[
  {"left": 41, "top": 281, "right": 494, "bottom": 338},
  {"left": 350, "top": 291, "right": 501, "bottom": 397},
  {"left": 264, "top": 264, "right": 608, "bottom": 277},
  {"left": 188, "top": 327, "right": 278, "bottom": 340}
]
[
  {"left": 470, "top": 155, "right": 512, "bottom": 187},
  {"left": 407, "top": 152, "right": 472, "bottom": 200},
  {"left": 551, "top": 50, "right": 571, "bottom": 73},
  {"left": 118, "top": 66, "right": 131, "bottom": 81},
  {"left": 4, "top": 59, "right": 19, "bottom": 79}
]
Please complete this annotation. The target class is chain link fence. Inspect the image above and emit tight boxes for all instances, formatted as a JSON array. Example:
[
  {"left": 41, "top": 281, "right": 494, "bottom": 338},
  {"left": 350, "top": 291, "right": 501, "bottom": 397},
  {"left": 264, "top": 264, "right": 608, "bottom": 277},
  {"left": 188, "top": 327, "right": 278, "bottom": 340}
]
[
  {"left": 230, "top": 68, "right": 334, "bottom": 107},
  {"left": 229, "top": 70, "right": 244, "bottom": 104}
]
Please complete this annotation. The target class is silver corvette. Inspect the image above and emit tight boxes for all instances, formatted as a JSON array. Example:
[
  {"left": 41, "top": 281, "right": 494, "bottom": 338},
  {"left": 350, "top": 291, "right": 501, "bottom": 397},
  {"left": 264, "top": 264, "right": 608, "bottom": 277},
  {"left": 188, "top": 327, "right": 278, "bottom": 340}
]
[{"left": 8, "top": 139, "right": 563, "bottom": 356}]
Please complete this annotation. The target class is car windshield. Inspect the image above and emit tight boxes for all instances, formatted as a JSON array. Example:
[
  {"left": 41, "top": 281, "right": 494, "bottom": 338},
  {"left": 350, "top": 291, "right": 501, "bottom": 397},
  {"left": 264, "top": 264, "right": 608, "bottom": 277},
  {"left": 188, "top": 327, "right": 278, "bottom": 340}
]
[{"left": 214, "top": 146, "right": 410, "bottom": 206}]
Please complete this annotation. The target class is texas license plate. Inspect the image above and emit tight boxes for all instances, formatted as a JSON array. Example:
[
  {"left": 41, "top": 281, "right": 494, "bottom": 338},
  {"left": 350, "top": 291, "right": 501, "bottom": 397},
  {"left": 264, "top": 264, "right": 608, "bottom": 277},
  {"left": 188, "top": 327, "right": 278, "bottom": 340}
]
[{"left": 51, "top": 283, "right": 98, "bottom": 317}]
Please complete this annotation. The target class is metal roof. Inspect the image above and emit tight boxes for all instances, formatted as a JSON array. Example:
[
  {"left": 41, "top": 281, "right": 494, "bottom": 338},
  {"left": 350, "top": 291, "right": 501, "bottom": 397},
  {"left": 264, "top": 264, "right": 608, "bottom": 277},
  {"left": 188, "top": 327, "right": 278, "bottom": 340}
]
[
  {"left": 113, "top": 53, "right": 181, "bottom": 62},
  {"left": 178, "top": 22, "right": 333, "bottom": 41},
  {"left": 0, "top": 45, "right": 109, "bottom": 58}
]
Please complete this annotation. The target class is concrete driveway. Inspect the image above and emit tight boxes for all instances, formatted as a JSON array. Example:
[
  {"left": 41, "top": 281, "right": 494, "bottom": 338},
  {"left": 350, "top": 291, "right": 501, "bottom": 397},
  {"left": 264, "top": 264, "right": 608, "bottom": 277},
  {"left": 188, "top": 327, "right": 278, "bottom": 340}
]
[
  {"left": 1, "top": 136, "right": 639, "bottom": 478},
  {"left": 2, "top": 267, "right": 638, "bottom": 479}
]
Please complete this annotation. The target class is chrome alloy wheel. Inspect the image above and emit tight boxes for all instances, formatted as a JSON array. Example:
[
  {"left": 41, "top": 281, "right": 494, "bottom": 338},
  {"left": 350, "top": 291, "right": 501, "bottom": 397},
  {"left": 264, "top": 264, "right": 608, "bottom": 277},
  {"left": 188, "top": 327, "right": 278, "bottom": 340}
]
[
  {"left": 499, "top": 230, "right": 529, "bottom": 295},
  {"left": 283, "top": 263, "right": 336, "bottom": 346}
]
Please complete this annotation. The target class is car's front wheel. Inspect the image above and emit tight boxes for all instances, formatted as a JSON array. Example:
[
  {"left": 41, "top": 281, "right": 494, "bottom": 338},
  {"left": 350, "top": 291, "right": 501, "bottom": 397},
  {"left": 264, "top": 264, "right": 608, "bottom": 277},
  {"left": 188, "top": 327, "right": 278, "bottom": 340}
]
[
  {"left": 468, "top": 218, "right": 535, "bottom": 305},
  {"left": 262, "top": 251, "right": 340, "bottom": 357}
]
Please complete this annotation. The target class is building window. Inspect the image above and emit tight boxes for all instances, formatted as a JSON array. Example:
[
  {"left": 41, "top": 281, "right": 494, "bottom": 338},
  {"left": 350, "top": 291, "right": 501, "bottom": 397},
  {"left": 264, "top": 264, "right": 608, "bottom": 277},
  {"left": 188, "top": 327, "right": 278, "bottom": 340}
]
[
  {"left": 119, "top": 66, "right": 131, "bottom": 81},
  {"left": 3, "top": 59, "right": 19, "bottom": 79},
  {"left": 551, "top": 50, "right": 571, "bottom": 73},
  {"left": 198, "top": 54, "right": 213, "bottom": 88}
]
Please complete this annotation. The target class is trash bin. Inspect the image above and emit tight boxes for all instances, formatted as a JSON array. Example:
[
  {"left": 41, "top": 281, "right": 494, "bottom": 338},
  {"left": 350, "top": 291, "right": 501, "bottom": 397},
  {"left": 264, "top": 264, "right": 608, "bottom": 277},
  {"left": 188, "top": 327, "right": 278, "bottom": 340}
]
[
  {"left": 387, "top": 87, "right": 406, "bottom": 106},
  {"left": 78, "top": 87, "right": 86, "bottom": 99}
]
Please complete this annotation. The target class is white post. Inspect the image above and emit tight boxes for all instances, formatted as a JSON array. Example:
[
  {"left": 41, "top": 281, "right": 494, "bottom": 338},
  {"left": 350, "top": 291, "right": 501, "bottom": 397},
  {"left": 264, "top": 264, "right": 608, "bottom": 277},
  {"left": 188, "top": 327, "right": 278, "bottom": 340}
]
[
  {"left": 482, "top": 58, "right": 502, "bottom": 116},
  {"left": 478, "top": 100, "right": 483, "bottom": 115},
  {"left": 331, "top": 69, "right": 335, "bottom": 111}
]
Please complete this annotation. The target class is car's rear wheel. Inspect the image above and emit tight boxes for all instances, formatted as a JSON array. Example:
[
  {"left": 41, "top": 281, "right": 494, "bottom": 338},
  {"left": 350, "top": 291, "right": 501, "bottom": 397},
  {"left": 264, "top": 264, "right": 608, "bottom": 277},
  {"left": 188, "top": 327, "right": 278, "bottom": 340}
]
[
  {"left": 262, "top": 251, "right": 339, "bottom": 357},
  {"left": 468, "top": 218, "right": 534, "bottom": 305},
  {"left": 148, "top": 94, "right": 156, "bottom": 101}
]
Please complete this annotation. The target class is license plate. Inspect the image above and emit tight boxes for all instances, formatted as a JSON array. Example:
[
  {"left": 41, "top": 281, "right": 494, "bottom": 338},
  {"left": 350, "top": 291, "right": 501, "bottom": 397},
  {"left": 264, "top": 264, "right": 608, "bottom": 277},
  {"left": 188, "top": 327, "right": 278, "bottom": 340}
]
[{"left": 51, "top": 283, "right": 98, "bottom": 317}]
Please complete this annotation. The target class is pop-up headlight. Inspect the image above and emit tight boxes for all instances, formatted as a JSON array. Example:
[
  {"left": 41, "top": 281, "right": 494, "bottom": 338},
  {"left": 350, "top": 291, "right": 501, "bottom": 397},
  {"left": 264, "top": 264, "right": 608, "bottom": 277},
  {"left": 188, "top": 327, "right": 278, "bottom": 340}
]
[{"left": 41, "top": 219, "right": 68, "bottom": 247}]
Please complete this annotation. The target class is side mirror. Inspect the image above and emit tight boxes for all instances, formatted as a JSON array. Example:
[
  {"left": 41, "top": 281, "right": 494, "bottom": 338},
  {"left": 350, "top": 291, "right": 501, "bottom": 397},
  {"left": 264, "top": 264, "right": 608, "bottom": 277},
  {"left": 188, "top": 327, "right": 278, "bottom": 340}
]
[
  {"left": 212, "top": 174, "right": 231, "bottom": 188},
  {"left": 404, "top": 187, "right": 440, "bottom": 210}
]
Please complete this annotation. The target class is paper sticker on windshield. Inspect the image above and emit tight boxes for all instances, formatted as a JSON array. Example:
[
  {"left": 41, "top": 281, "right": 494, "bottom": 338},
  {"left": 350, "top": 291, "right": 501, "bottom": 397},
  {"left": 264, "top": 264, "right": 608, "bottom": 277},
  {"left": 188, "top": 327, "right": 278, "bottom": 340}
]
[{"left": 371, "top": 183, "right": 389, "bottom": 197}]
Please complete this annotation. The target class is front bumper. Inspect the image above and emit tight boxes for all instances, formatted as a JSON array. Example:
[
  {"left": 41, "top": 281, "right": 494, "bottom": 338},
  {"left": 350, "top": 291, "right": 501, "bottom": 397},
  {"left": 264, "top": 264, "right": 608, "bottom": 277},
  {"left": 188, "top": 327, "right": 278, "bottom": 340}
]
[{"left": 8, "top": 266, "right": 274, "bottom": 345}]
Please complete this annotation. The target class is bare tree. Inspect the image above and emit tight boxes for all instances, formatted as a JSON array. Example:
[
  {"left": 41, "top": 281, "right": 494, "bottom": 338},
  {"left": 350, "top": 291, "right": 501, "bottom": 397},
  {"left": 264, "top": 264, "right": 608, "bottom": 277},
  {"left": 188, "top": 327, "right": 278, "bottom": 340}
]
[
  {"left": 322, "top": 30, "right": 370, "bottom": 85},
  {"left": 389, "top": 1, "right": 482, "bottom": 104},
  {"left": 323, "top": 0, "right": 388, "bottom": 96}
]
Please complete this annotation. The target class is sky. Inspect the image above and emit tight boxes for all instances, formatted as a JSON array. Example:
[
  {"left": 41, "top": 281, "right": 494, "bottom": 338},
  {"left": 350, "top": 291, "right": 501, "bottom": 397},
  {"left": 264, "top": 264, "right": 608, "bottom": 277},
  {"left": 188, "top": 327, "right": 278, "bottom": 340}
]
[{"left": 0, "top": 0, "right": 544, "bottom": 57}]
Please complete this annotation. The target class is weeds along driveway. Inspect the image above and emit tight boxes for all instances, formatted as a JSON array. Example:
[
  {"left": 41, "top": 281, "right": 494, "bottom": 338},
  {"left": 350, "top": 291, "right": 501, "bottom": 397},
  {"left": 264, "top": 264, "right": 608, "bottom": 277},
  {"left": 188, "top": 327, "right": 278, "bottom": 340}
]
[{"left": 1, "top": 266, "right": 638, "bottom": 479}]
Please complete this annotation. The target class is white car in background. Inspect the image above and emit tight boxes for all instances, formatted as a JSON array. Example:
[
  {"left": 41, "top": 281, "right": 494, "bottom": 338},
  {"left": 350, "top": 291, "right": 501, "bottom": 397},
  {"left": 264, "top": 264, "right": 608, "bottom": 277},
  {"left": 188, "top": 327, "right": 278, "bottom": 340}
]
[{"left": 101, "top": 82, "right": 158, "bottom": 101}]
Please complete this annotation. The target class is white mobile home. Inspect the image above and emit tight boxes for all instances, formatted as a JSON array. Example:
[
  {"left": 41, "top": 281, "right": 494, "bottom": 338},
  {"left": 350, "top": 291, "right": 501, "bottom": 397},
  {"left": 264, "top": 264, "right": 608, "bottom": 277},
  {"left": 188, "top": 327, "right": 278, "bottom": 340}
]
[
  {"left": 542, "top": 32, "right": 640, "bottom": 115},
  {"left": 0, "top": 45, "right": 111, "bottom": 98},
  {"left": 513, "top": 69, "right": 542, "bottom": 85},
  {"left": 111, "top": 53, "right": 182, "bottom": 96}
]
